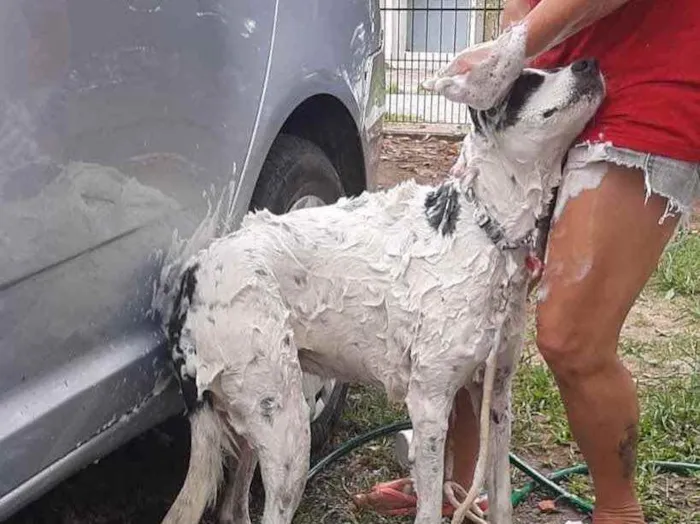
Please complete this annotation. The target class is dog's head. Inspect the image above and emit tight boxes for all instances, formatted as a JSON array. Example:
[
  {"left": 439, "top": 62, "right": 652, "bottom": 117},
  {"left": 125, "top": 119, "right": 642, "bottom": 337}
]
[
  {"left": 467, "top": 58, "right": 605, "bottom": 166},
  {"left": 443, "top": 59, "right": 605, "bottom": 241}
]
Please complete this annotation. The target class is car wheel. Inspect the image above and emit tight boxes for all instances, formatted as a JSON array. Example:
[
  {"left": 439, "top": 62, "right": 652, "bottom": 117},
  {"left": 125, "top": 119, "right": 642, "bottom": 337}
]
[{"left": 250, "top": 134, "right": 349, "bottom": 456}]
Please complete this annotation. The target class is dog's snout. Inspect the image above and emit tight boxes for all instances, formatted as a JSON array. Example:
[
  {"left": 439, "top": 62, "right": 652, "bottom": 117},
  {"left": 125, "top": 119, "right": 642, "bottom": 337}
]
[{"left": 572, "top": 58, "right": 599, "bottom": 75}]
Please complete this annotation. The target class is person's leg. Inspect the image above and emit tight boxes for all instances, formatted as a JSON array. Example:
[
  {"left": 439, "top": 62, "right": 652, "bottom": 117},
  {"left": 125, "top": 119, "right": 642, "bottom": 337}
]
[
  {"left": 536, "top": 161, "right": 679, "bottom": 523},
  {"left": 449, "top": 387, "right": 480, "bottom": 486}
]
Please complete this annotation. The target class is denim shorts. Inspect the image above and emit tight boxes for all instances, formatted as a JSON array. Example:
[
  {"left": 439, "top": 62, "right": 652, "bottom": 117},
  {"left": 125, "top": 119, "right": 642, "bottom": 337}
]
[{"left": 554, "top": 143, "right": 700, "bottom": 224}]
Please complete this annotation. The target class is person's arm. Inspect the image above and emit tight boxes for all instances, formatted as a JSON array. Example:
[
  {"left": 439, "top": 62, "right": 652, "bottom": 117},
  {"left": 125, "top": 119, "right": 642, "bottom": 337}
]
[
  {"left": 522, "top": 0, "right": 633, "bottom": 57},
  {"left": 501, "top": 0, "right": 531, "bottom": 31},
  {"left": 425, "top": 0, "right": 634, "bottom": 108}
]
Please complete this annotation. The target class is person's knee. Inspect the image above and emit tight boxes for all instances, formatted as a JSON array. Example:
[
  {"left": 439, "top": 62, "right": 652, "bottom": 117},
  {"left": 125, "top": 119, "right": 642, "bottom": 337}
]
[
  {"left": 535, "top": 302, "right": 612, "bottom": 383},
  {"left": 536, "top": 317, "right": 582, "bottom": 377}
]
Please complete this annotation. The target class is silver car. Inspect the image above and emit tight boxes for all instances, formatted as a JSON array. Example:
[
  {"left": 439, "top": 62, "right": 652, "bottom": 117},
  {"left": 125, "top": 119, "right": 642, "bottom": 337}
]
[{"left": 0, "top": 0, "right": 384, "bottom": 519}]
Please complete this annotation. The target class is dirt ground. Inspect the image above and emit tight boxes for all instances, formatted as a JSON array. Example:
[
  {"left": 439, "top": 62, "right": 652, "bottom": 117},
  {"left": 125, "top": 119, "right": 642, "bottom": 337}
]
[
  {"left": 376, "top": 134, "right": 462, "bottom": 189},
  {"left": 6, "top": 135, "right": 698, "bottom": 524}
]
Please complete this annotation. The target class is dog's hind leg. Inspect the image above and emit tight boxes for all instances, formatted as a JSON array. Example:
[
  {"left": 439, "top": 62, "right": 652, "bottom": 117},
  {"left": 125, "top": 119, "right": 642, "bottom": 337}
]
[
  {"left": 218, "top": 440, "right": 257, "bottom": 524},
  {"left": 254, "top": 399, "right": 310, "bottom": 524},
  {"left": 218, "top": 334, "right": 311, "bottom": 523},
  {"left": 405, "top": 376, "right": 456, "bottom": 524},
  {"left": 219, "top": 383, "right": 310, "bottom": 524}
]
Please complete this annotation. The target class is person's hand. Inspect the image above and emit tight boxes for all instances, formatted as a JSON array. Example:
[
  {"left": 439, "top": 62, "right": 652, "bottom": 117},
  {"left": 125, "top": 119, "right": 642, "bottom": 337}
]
[{"left": 422, "top": 23, "right": 528, "bottom": 110}]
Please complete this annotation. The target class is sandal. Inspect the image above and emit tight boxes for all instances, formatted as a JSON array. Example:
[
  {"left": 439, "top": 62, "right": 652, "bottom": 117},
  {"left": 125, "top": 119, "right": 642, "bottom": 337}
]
[{"left": 352, "top": 478, "right": 487, "bottom": 517}]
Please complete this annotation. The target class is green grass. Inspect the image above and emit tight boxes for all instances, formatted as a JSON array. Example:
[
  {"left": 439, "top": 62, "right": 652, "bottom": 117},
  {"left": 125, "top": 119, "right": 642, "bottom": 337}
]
[
  {"left": 293, "top": 385, "right": 411, "bottom": 524},
  {"left": 384, "top": 113, "right": 425, "bottom": 123},
  {"left": 654, "top": 230, "right": 700, "bottom": 297},
  {"left": 295, "top": 332, "right": 699, "bottom": 523},
  {"left": 687, "top": 297, "right": 700, "bottom": 321},
  {"left": 341, "top": 385, "right": 407, "bottom": 430},
  {"left": 559, "top": 371, "right": 700, "bottom": 524},
  {"left": 512, "top": 362, "right": 572, "bottom": 449},
  {"left": 513, "top": 332, "right": 700, "bottom": 524},
  {"left": 387, "top": 82, "right": 401, "bottom": 94}
]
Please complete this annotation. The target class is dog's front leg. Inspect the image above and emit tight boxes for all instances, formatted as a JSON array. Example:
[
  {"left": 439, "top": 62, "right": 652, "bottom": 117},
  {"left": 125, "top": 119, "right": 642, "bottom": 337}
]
[
  {"left": 484, "top": 368, "right": 514, "bottom": 524},
  {"left": 406, "top": 380, "right": 454, "bottom": 524}
]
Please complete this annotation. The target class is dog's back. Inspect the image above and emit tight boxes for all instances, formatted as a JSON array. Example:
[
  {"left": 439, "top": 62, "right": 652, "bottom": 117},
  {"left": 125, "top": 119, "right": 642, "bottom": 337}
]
[{"left": 185, "top": 180, "right": 501, "bottom": 398}]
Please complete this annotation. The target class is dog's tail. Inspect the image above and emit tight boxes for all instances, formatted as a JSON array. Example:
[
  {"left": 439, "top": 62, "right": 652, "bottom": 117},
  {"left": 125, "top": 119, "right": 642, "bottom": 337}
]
[{"left": 162, "top": 401, "right": 233, "bottom": 524}]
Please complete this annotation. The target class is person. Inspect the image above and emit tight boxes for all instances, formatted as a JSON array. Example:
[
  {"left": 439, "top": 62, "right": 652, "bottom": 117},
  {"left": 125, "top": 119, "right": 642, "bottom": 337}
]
[{"left": 353, "top": 0, "right": 700, "bottom": 522}]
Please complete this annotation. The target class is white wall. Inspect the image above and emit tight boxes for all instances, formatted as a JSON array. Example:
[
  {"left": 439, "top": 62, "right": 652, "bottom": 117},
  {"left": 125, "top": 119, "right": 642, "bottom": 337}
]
[{"left": 381, "top": 0, "right": 482, "bottom": 66}]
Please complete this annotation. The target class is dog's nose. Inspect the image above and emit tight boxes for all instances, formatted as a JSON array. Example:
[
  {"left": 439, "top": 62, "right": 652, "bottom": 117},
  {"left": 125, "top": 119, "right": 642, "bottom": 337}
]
[{"left": 572, "top": 58, "right": 599, "bottom": 75}]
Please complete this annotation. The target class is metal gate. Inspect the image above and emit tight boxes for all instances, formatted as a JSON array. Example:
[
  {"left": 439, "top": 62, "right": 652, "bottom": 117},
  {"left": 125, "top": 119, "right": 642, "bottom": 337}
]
[{"left": 380, "top": 0, "right": 504, "bottom": 125}]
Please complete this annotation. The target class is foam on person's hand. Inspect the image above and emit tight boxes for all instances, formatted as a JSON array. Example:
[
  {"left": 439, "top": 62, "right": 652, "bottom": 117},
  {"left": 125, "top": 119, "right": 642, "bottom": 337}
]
[{"left": 423, "top": 22, "right": 528, "bottom": 110}]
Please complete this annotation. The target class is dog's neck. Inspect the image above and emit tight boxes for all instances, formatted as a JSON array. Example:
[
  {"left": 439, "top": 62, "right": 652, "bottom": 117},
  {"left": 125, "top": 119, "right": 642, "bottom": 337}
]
[{"left": 457, "top": 133, "right": 565, "bottom": 247}]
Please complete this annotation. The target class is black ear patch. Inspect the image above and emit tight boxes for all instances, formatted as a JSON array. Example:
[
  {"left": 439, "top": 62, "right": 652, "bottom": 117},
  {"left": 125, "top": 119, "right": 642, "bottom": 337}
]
[
  {"left": 500, "top": 71, "right": 545, "bottom": 128},
  {"left": 425, "top": 182, "right": 461, "bottom": 236}
]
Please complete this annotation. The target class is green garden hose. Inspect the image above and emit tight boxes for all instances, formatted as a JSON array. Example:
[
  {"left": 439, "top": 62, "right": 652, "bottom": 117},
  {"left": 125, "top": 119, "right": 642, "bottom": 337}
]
[
  {"left": 308, "top": 420, "right": 412, "bottom": 482},
  {"left": 308, "top": 420, "right": 700, "bottom": 515}
]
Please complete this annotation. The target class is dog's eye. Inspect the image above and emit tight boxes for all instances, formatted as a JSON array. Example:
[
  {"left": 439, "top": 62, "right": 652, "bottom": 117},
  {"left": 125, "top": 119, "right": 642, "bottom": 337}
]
[{"left": 542, "top": 108, "right": 557, "bottom": 119}]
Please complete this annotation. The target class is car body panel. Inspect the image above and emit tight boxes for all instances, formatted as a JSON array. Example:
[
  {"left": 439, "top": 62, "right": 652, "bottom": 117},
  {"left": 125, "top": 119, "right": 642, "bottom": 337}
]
[
  {"left": 0, "top": 0, "right": 383, "bottom": 519},
  {"left": 229, "top": 0, "right": 384, "bottom": 228},
  {"left": 1, "top": 0, "right": 275, "bottom": 507}
]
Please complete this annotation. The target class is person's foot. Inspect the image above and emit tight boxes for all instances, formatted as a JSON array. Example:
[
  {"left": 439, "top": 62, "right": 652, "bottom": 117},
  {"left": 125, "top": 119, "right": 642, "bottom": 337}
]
[
  {"left": 351, "top": 478, "right": 487, "bottom": 517},
  {"left": 592, "top": 503, "right": 646, "bottom": 523}
]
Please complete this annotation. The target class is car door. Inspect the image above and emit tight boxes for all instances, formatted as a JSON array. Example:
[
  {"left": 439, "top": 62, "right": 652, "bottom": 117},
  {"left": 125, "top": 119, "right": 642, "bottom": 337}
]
[{"left": 0, "top": 0, "right": 274, "bottom": 507}]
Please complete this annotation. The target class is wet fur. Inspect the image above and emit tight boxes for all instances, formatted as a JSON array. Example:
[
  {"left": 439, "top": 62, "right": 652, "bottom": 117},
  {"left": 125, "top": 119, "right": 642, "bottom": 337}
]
[{"left": 160, "top": 63, "right": 604, "bottom": 524}]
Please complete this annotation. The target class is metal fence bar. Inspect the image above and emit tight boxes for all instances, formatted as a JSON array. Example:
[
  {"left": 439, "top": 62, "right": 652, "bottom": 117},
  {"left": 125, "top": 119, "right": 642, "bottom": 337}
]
[{"left": 380, "top": 0, "right": 504, "bottom": 126}]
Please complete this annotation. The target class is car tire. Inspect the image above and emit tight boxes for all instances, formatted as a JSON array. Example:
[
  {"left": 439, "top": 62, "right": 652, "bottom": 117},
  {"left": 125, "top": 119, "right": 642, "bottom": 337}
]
[{"left": 250, "top": 133, "right": 349, "bottom": 456}]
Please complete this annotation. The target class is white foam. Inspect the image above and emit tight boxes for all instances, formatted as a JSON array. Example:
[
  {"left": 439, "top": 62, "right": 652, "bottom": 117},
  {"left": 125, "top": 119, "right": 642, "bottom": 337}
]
[
  {"left": 423, "top": 22, "right": 528, "bottom": 110},
  {"left": 149, "top": 178, "right": 237, "bottom": 327}
]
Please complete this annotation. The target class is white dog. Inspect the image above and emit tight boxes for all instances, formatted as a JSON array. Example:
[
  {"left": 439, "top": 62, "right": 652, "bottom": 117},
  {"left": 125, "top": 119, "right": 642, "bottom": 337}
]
[{"left": 158, "top": 59, "right": 604, "bottom": 524}]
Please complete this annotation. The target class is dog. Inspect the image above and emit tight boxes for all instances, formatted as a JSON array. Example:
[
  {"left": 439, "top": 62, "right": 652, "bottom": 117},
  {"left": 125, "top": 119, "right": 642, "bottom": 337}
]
[{"left": 158, "top": 59, "right": 604, "bottom": 524}]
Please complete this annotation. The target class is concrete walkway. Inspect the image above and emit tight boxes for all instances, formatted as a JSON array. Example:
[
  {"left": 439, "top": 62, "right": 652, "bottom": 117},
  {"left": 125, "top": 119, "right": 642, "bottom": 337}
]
[{"left": 386, "top": 93, "right": 468, "bottom": 125}]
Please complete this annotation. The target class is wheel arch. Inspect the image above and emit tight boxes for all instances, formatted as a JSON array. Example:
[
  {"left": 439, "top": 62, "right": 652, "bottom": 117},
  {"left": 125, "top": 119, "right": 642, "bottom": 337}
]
[
  {"left": 229, "top": 79, "right": 373, "bottom": 228},
  {"left": 278, "top": 94, "right": 367, "bottom": 198}
]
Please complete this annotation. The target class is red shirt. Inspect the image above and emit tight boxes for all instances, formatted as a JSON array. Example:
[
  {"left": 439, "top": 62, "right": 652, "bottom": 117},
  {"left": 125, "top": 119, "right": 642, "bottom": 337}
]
[{"left": 528, "top": 0, "right": 700, "bottom": 163}]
